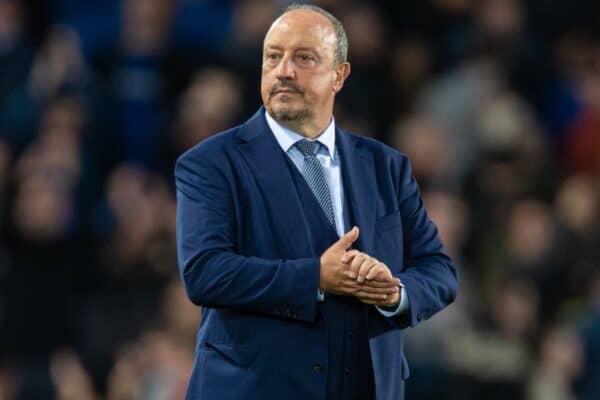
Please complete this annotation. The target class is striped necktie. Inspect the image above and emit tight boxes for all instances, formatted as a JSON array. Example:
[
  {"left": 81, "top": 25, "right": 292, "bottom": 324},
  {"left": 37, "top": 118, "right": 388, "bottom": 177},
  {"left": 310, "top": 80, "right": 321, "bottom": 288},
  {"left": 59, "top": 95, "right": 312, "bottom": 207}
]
[{"left": 295, "top": 139, "right": 336, "bottom": 230}]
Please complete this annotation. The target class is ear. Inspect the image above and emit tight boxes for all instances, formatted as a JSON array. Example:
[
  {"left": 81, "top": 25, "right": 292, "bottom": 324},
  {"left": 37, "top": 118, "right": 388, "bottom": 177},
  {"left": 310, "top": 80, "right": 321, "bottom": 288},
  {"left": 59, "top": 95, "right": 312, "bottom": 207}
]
[{"left": 332, "top": 62, "right": 351, "bottom": 93}]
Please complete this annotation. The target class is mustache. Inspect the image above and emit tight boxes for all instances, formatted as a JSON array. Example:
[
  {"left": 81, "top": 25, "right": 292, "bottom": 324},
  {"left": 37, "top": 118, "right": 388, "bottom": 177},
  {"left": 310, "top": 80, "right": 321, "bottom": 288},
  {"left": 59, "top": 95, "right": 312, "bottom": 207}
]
[{"left": 270, "top": 81, "right": 303, "bottom": 96}]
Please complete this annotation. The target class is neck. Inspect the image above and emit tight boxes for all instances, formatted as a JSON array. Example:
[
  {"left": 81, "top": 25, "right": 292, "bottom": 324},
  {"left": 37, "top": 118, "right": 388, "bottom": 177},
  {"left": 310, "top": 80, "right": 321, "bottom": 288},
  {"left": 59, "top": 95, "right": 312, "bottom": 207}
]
[{"left": 272, "top": 113, "right": 332, "bottom": 139}]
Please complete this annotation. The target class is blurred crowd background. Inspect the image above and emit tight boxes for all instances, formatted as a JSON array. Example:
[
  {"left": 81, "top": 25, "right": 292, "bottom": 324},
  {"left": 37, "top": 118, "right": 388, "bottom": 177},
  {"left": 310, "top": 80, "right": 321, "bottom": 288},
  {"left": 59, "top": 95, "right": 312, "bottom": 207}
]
[{"left": 0, "top": 0, "right": 599, "bottom": 398}]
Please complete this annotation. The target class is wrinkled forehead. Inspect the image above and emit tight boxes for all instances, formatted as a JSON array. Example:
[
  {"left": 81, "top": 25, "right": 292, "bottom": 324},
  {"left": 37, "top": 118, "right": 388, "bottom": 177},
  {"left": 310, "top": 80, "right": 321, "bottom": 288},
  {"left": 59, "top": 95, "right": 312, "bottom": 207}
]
[{"left": 264, "top": 10, "right": 337, "bottom": 53}]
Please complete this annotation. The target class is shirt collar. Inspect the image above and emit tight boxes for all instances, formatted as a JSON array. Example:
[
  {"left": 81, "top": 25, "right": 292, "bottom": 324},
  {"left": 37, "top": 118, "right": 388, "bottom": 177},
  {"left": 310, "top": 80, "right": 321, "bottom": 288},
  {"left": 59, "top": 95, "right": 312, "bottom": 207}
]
[{"left": 265, "top": 110, "right": 336, "bottom": 158}]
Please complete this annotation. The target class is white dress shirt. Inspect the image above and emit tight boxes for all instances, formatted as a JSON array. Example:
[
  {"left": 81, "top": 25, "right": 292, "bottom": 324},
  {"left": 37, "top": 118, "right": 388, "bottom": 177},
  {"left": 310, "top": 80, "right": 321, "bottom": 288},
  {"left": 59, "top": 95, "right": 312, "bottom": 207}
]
[{"left": 265, "top": 111, "right": 408, "bottom": 317}]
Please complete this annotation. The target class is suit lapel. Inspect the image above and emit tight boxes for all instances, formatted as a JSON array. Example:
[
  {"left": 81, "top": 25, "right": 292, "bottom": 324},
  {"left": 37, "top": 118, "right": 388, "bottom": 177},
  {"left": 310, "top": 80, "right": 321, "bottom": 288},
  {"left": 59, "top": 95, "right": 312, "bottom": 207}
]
[
  {"left": 336, "top": 129, "right": 377, "bottom": 254},
  {"left": 236, "top": 109, "right": 314, "bottom": 258}
]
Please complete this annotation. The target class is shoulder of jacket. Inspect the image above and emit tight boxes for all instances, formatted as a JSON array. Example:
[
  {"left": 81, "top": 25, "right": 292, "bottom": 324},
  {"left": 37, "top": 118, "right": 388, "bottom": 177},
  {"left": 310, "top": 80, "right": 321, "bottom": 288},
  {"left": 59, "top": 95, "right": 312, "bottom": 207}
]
[
  {"left": 176, "top": 125, "right": 241, "bottom": 167},
  {"left": 345, "top": 131, "right": 410, "bottom": 164}
]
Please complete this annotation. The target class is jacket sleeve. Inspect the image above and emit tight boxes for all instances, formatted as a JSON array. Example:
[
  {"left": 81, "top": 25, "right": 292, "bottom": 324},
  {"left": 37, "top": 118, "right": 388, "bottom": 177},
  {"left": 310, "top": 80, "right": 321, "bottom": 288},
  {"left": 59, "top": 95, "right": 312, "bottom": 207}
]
[
  {"left": 390, "top": 156, "right": 459, "bottom": 328},
  {"left": 174, "top": 151, "right": 320, "bottom": 323}
]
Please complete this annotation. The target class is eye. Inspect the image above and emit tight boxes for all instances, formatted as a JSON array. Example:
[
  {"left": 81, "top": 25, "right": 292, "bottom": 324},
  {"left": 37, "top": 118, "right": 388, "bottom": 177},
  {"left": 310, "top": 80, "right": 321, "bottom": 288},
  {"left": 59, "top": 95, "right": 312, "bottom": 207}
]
[
  {"left": 296, "top": 53, "right": 317, "bottom": 66},
  {"left": 298, "top": 54, "right": 315, "bottom": 62},
  {"left": 266, "top": 53, "right": 281, "bottom": 61}
]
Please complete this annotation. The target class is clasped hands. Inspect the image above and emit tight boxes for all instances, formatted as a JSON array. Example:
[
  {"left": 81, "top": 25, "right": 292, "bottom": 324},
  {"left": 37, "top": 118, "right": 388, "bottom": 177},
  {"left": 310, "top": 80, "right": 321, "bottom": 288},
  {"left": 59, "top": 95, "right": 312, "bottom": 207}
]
[{"left": 319, "top": 226, "right": 400, "bottom": 307}]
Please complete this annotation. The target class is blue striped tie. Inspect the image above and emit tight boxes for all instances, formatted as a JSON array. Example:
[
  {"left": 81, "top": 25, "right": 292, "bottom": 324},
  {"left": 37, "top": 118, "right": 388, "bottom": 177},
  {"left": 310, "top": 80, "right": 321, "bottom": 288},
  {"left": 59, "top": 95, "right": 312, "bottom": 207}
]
[{"left": 295, "top": 139, "right": 336, "bottom": 230}]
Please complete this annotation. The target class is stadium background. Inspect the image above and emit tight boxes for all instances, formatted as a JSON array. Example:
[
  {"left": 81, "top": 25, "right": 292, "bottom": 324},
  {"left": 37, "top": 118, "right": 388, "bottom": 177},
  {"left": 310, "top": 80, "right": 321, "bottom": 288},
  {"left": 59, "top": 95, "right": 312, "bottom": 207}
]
[{"left": 0, "top": 0, "right": 599, "bottom": 398}]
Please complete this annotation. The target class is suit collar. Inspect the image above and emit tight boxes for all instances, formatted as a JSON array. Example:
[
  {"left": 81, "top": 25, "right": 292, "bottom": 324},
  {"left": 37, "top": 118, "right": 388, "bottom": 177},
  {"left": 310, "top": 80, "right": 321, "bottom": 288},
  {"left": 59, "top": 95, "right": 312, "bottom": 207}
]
[
  {"left": 237, "top": 107, "right": 269, "bottom": 142},
  {"left": 236, "top": 108, "right": 315, "bottom": 257},
  {"left": 335, "top": 128, "right": 377, "bottom": 253},
  {"left": 237, "top": 107, "right": 377, "bottom": 254}
]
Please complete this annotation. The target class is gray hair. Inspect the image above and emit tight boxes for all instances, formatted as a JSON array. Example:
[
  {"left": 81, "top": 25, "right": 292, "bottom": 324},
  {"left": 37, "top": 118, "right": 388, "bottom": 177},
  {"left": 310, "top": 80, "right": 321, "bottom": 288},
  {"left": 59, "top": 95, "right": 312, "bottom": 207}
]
[{"left": 281, "top": 3, "right": 348, "bottom": 65}]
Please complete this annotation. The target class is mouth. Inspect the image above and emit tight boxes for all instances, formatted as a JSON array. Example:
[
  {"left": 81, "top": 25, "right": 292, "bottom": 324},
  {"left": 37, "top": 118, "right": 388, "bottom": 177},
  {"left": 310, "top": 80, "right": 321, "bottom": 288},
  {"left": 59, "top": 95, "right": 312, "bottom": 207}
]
[{"left": 273, "top": 89, "right": 298, "bottom": 95}]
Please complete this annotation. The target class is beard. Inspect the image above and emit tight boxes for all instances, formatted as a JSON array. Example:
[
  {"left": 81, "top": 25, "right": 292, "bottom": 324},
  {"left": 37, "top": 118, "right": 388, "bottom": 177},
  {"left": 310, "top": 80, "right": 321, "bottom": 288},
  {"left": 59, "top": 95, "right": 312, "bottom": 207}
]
[
  {"left": 269, "top": 104, "right": 312, "bottom": 123},
  {"left": 266, "top": 81, "right": 313, "bottom": 123}
]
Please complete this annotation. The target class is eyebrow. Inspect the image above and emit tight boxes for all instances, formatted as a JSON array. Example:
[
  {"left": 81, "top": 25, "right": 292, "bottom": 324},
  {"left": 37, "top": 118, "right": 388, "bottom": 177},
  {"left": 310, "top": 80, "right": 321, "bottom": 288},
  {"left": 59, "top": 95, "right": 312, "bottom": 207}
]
[
  {"left": 264, "top": 45, "right": 318, "bottom": 53},
  {"left": 295, "top": 47, "right": 318, "bottom": 53}
]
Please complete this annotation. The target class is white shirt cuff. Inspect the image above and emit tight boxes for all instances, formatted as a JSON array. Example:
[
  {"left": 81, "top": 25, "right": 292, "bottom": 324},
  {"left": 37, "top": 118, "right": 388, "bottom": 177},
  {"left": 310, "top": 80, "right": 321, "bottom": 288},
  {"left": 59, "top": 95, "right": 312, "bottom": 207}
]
[{"left": 376, "top": 284, "right": 409, "bottom": 317}]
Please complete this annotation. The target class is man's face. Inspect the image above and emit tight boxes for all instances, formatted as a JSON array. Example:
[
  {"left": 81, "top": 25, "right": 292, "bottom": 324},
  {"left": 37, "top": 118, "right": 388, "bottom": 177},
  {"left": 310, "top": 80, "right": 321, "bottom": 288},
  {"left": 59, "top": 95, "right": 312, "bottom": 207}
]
[{"left": 261, "top": 10, "right": 341, "bottom": 126}]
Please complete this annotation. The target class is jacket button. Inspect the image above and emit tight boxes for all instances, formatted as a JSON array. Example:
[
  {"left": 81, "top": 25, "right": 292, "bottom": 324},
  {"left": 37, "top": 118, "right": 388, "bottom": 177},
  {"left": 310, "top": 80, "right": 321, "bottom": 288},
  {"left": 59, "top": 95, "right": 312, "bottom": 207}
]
[
  {"left": 313, "top": 364, "right": 322, "bottom": 373},
  {"left": 344, "top": 367, "right": 351, "bottom": 375}
]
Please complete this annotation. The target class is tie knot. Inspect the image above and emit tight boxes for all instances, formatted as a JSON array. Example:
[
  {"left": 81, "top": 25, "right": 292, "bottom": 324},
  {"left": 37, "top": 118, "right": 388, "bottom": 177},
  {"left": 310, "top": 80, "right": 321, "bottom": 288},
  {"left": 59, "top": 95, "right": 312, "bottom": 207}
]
[{"left": 295, "top": 139, "right": 320, "bottom": 157}]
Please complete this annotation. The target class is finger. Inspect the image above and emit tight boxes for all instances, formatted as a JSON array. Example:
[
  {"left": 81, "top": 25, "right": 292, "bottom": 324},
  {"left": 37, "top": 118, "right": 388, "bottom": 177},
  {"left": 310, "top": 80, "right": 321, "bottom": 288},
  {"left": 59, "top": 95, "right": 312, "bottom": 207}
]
[
  {"left": 356, "top": 284, "right": 399, "bottom": 295},
  {"left": 342, "top": 279, "right": 397, "bottom": 293},
  {"left": 357, "top": 258, "right": 377, "bottom": 283},
  {"left": 349, "top": 253, "right": 365, "bottom": 271},
  {"left": 366, "top": 263, "right": 393, "bottom": 281},
  {"left": 354, "top": 291, "right": 390, "bottom": 302},
  {"left": 344, "top": 251, "right": 366, "bottom": 279},
  {"left": 355, "top": 286, "right": 399, "bottom": 294},
  {"left": 365, "top": 264, "right": 383, "bottom": 281},
  {"left": 341, "top": 249, "right": 360, "bottom": 264},
  {"left": 349, "top": 253, "right": 367, "bottom": 276},
  {"left": 354, "top": 257, "right": 372, "bottom": 281},
  {"left": 332, "top": 226, "right": 359, "bottom": 251},
  {"left": 355, "top": 279, "right": 400, "bottom": 288},
  {"left": 341, "top": 279, "right": 396, "bottom": 294}
]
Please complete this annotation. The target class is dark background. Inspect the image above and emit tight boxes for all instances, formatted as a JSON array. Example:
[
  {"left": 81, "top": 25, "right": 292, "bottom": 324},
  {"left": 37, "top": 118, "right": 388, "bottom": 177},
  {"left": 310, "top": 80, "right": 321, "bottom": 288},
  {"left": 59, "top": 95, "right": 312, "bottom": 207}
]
[{"left": 0, "top": 0, "right": 599, "bottom": 398}]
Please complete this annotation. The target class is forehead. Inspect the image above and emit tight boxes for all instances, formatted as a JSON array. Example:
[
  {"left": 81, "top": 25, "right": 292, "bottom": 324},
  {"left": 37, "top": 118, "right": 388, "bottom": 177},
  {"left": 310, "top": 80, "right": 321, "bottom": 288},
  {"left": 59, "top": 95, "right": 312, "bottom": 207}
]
[{"left": 264, "top": 10, "right": 336, "bottom": 52}]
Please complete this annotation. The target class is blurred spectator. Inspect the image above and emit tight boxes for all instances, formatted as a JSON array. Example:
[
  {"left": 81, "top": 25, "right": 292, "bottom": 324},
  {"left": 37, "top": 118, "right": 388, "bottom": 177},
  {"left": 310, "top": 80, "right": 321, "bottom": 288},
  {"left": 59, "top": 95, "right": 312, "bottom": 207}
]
[
  {"left": 0, "top": 25, "right": 110, "bottom": 159},
  {"left": 0, "top": 1, "right": 598, "bottom": 398},
  {"left": 417, "top": 53, "right": 502, "bottom": 185},
  {"left": 527, "top": 325, "right": 583, "bottom": 400},
  {"left": 75, "top": 163, "right": 177, "bottom": 392},
  {"left": 93, "top": 0, "right": 181, "bottom": 168},
  {"left": 577, "top": 272, "right": 600, "bottom": 400},
  {"left": 388, "top": 35, "right": 433, "bottom": 116},
  {"left": 0, "top": 0, "right": 32, "bottom": 102},
  {"left": 444, "top": 277, "right": 539, "bottom": 399},
  {"left": 390, "top": 114, "right": 453, "bottom": 189},
  {"left": 422, "top": 190, "right": 469, "bottom": 261},
  {"left": 105, "top": 279, "right": 196, "bottom": 400},
  {"left": 559, "top": 175, "right": 598, "bottom": 226},
  {"left": 50, "top": 349, "right": 97, "bottom": 400},
  {"left": 2, "top": 95, "right": 94, "bottom": 373},
  {"left": 336, "top": 2, "right": 388, "bottom": 136},
  {"left": 222, "top": 0, "right": 279, "bottom": 117},
  {"left": 163, "top": 67, "right": 243, "bottom": 173}
]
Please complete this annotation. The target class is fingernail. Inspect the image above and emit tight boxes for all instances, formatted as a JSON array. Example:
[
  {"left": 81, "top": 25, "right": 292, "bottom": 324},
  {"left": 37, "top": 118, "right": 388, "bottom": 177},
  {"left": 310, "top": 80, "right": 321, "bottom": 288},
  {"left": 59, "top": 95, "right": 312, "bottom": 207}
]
[{"left": 357, "top": 276, "right": 364, "bottom": 283}]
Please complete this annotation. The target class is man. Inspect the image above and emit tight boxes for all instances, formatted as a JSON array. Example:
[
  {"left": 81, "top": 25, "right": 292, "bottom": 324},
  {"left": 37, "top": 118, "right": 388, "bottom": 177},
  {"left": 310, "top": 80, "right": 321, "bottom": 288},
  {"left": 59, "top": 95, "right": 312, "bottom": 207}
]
[{"left": 175, "top": 4, "right": 457, "bottom": 400}]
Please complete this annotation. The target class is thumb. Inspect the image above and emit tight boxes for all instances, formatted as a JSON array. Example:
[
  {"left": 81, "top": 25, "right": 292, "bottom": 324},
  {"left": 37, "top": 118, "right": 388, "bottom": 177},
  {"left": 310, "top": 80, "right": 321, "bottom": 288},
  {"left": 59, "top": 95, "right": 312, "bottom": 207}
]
[{"left": 334, "top": 226, "right": 359, "bottom": 250}]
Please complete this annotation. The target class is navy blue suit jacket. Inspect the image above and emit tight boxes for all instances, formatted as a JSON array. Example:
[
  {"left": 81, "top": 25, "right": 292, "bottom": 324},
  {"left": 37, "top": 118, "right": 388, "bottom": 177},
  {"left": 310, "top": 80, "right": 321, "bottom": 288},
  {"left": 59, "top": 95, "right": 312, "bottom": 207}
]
[{"left": 175, "top": 108, "right": 458, "bottom": 400}]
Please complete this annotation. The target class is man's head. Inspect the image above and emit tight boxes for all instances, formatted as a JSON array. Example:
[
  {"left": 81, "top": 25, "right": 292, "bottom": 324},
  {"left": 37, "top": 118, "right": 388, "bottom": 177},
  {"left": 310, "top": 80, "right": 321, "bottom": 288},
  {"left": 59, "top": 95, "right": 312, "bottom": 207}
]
[{"left": 261, "top": 4, "right": 350, "bottom": 137}]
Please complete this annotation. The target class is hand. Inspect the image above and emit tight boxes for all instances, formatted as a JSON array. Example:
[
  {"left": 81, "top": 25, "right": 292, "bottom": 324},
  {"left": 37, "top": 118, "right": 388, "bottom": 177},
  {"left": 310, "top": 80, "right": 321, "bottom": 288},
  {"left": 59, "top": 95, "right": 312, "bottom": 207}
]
[
  {"left": 342, "top": 251, "right": 401, "bottom": 307},
  {"left": 320, "top": 229, "right": 401, "bottom": 304},
  {"left": 319, "top": 226, "right": 360, "bottom": 294}
]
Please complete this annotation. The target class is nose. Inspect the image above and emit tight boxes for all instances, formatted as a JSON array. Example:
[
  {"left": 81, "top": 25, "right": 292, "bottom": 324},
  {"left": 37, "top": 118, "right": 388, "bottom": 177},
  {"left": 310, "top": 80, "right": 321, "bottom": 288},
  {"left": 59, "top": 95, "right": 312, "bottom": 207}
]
[{"left": 275, "top": 55, "right": 295, "bottom": 80}]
